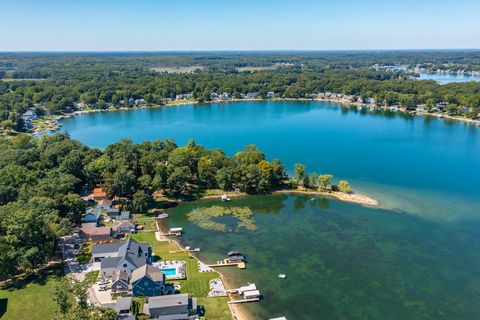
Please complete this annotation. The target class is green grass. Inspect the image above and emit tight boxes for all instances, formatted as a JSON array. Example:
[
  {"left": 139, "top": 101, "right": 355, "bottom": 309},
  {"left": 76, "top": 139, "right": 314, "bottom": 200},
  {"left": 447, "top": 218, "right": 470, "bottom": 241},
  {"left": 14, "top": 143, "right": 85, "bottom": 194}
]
[
  {"left": 130, "top": 233, "right": 232, "bottom": 319},
  {"left": 0, "top": 266, "right": 64, "bottom": 320},
  {"left": 133, "top": 214, "right": 158, "bottom": 232},
  {"left": 76, "top": 242, "right": 92, "bottom": 264}
]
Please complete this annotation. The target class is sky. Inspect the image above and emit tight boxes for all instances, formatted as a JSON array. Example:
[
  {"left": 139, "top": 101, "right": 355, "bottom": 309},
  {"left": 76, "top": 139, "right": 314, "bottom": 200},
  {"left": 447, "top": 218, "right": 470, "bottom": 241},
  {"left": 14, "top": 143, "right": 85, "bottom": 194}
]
[{"left": 0, "top": 0, "right": 479, "bottom": 51}]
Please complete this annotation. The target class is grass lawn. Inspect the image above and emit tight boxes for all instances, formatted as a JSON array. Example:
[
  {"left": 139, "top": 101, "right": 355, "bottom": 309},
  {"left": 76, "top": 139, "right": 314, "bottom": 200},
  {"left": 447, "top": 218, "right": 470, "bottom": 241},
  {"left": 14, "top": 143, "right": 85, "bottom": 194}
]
[
  {"left": 130, "top": 233, "right": 232, "bottom": 319},
  {"left": 133, "top": 213, "right": 158, "bottom": 232},
  {"left": 0, "top": 266, "right": 64, "bottom": 320}
]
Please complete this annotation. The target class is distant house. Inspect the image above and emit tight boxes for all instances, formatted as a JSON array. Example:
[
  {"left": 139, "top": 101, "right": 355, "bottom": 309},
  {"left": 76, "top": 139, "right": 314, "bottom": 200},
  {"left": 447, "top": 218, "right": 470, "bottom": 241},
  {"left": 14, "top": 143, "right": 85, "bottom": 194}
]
[
  {"left": 143, "top": 294, "right": 197, "bottom": 319},
  {"left": 111, "top": 270, "right": 130, "bottom": 294},
  {"left": 210, "top": 92, "right": 218, "bottom": 100},
  {"left": 80, "top": 226, "right": 112, "bottom": 242},
  {"left": 267, "top": 91, "right": 275, "bottom": 98},
  {"left": 128, "top": 98, "right": 135, "bottom": 107},
  {"left": 115, "top": 220, "right": 136, "bottom": 234},
  {"left": 92, "top": 238, "right": 152, "bottom": 277},
  {"left": 131, "top": 264, "right": 166, "bottom": 297},
  {"left": 82, "top": 207, "right": 101, "bottom": 223},
  {"left": 245, "top": 92, "right": 259, "bottom": 99},
  {"left": 135, "top": 99, "right": 146, "bottom": 106},
  {"left": 220, "top": 92, "right": 230, "bottom": 100},
  {"left": 93, "top": 187, "right": 108, "bottom": 201},
  {"left": 107, "top": 208, "right": 130, "bottom": 221},
  {"left": 22, "top": 109, "right": 37, "bottom": 122}
]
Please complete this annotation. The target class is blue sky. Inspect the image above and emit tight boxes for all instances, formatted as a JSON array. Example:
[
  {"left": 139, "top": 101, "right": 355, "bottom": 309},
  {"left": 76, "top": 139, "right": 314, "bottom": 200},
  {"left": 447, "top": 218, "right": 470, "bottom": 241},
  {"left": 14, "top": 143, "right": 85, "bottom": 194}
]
[{"left": 0, "top": 0, "right": 479, "bottom": 51}]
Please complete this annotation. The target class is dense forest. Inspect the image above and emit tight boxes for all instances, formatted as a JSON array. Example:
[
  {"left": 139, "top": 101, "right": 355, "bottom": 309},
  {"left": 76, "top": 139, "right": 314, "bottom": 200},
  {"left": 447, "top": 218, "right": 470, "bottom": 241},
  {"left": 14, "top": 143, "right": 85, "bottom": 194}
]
[
  {"left": 0, "top": 133, "right": 289, "bottom": 279},
  {"left": 1, "top": 51, "right": 480, "bottom": 131}
]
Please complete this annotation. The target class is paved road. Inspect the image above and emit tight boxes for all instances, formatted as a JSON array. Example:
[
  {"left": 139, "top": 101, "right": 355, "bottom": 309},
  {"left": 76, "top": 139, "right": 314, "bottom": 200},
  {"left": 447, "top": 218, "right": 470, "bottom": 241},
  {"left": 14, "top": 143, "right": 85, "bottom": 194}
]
[{"left": 59, "top": 234, "right": 88, "bottom": 281}]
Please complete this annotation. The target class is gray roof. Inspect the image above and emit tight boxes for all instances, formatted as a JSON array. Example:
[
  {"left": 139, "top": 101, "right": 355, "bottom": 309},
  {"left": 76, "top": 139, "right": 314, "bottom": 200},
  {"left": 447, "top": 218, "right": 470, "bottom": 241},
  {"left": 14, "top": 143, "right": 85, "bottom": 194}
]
[
  {"left": 84, "top": 207, "right": 101, "bottom": 219},
  {"left": 92, "top": 242, "right": 124, "bottom": 255},
  {"left": 100, "top": 257, "right": 123, "bottom": 269},
  {"left": 115, "top": 296, "right": 132, "bottom": 312},
  {"left": 148, "top": 294, "right": 189, "bottom": 309},
  {"left": 116, "top": 220, "right": 135, "bottom": 229},
  {"left": 131, "top": 264, "right": 164, "bottom": 283}
]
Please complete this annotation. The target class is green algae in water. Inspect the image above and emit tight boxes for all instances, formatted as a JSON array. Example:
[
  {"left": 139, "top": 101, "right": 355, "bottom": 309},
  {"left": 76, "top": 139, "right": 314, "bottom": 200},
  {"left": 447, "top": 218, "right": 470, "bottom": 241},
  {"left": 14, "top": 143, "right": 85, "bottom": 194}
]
[{"left": 186, "top": 206, "right": 257, "bottom": 232}]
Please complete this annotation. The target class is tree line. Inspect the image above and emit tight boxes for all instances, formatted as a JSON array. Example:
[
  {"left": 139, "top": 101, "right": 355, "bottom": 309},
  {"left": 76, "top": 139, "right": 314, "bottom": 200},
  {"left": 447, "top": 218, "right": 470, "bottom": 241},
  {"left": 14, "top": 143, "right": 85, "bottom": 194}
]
[{"left": 0, "top": 133, "right": 290, "bottom": 278}]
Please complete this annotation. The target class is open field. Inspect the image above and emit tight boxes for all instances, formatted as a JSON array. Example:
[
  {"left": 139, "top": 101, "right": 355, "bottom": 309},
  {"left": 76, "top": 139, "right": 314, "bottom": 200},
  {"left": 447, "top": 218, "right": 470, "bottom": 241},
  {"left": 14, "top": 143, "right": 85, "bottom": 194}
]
[
  {"left": 150, "top": 66, "right": 204, "bottom": 73},
  {"left": 0, "top": 266, "right": 64, "bottom": 320}
]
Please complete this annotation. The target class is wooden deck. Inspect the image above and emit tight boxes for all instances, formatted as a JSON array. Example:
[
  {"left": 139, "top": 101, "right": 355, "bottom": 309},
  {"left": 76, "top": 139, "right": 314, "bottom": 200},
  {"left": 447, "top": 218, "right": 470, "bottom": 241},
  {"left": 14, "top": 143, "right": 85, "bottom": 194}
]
[
  {"left": 208, "top": 260, "right": 246, "bottom": 269},
  {"left": 227, "top": 298, "right": 260, "bottom": 304}
]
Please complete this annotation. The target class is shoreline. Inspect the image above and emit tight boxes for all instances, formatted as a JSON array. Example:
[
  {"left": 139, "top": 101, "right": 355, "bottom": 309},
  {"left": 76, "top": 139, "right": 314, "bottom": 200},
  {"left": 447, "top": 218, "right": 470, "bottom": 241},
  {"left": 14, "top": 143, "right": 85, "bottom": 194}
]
[
  {"left": 28, "top": 96, "right": 480, "bottom": 136},
  {"left": 155, "top": 224, "right": 251, "bottom": 320},
  {"left": 199, "top": 188, "right": 380, "bottom": 207}
]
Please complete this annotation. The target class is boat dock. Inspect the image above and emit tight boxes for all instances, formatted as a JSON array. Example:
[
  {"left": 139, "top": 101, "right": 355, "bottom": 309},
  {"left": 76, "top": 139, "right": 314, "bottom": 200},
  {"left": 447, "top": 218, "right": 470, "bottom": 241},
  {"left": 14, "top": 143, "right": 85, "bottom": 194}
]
[
  {"left": 226, "top": 283, "right": 261, "bottom": 304},
  {"left": 227, "top": 298, "right": 260, "bottom": 304},
  {"left": 208, "top": 259, "right": 246, "bottom": 269}
]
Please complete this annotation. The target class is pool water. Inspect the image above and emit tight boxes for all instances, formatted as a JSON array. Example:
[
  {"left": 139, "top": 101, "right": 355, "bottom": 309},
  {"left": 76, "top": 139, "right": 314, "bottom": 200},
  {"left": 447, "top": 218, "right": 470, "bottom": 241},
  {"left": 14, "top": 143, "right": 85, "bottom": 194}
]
[{"left": 161, "top": 268, "right": 177, "bottom": 276}]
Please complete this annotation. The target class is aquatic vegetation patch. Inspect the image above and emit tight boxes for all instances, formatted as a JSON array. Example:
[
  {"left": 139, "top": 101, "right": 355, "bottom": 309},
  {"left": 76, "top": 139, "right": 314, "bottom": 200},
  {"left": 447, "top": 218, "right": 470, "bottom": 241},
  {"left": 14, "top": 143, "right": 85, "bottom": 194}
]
[{"left": 187, "top": 206, "right": 257, "bottom": 232}]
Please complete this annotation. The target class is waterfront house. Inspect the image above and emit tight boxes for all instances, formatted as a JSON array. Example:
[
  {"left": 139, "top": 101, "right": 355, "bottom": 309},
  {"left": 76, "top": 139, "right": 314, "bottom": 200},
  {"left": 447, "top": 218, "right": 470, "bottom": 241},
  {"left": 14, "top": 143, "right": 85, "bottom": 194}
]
[
  {"left": 80, "top": 226, "right": 112, "bottom": 242},
  {"left": 267, "top": 91, "right": 275, "bottom": 98},
  {"left": 135, "top": 99, "right": 146, "bottom": 106},
  {"left": 22, "top": 109, "right": 37, "bottom": 122},
  {"left": 210, "top": 92, "right": 218, "bottom": 100},
  {"left": 220, "top": 92, "right": 230, "bottom": 100},
  {"left": 115, "top": 220, "right": 136, "bottom": 234},
  {"left": 111, "top": 270, "right": 130, "bottom": 294},
  {"left": 143, "top": 294, "right": 197, "bottom": 319},
  {"left": 245, "top": 92, "right": 259, "bottom": 99},
  {"left": 82, "top": 207, "right": 101, "bottom": 223},
  {"left": 131, "top": 264, "right": 166, "bottom": 297},
  {"left": 92, "top": 238, "right": 152, "bottom": 277},
  {"left": 107, "top": 208, "right": 130, "bottom": 221}
]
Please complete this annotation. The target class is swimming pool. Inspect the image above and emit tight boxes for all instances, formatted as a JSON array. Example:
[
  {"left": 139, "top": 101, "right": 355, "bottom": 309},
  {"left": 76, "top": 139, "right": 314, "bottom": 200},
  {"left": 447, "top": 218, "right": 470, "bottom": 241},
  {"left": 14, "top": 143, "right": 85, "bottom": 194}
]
[{"left": 161, "top": 268, "right": 177, "bottom": 277}]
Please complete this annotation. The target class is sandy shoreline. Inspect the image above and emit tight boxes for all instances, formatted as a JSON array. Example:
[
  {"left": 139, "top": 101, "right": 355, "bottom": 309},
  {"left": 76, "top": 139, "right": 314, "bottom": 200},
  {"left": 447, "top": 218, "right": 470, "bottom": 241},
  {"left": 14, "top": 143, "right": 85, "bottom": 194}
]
[
  {"left": 274, "top": 189, "right": 380, "bottom": 206},
  {"left": 200, "top": 188, "right": 380, "bottom": 207}
]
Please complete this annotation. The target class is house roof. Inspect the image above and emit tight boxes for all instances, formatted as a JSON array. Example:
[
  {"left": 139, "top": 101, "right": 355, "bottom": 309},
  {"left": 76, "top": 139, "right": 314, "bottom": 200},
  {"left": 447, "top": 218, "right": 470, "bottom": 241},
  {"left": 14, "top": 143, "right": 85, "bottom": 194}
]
[
  {"left": 101, "top": 257, "right": 123, "bottom": 269},
  {"left": 84, "top": 207, "right": 101, "bottom": 219},
  {"left": 92, "top": 242, "right": 124, "bottom": 255},
  {"left": 131, "top": 264, "right": 164, "bottom": 283},
  {"left": 81, "top": 226, "right": 111, "bottom": 236},
  {"left": 112, "top": 270, "right": 129, "bottom": 283},
  {"left": 98, "top": 199, "right": 112, "bottom": 206},
  {"left": 115, "top": 296, "right": 132, "bottom": 312},
  {"left": 147, "top": 293, "right": 189, "bottom": 309},
  {"left": 116, "top": 220, "right": 136, "bottom": 229},
  {"left": 93, "top": 187, "right": 107, "bottom": 198}
]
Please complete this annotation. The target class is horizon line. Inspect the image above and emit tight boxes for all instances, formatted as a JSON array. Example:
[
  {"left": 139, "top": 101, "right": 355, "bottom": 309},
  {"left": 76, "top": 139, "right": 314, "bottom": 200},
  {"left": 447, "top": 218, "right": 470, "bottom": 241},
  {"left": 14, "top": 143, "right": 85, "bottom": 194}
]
[{"left": 1, "top": 48, "right": 480, "bottom": 54}]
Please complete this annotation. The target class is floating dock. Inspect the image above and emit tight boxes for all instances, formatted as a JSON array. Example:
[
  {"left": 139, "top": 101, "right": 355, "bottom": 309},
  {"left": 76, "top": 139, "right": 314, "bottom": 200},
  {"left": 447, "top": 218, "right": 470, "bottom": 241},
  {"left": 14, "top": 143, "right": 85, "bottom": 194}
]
[{"left": 228, "top": 298, "right": 260, "bottom": 304}]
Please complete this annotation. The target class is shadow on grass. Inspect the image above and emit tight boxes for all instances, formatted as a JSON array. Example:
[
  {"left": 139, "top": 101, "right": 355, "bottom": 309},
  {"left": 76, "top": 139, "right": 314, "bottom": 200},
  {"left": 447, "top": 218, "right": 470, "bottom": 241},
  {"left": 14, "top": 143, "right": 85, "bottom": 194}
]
[
  {"left": 0, "top": 263, "right": 63, "bottom": 291},
  {"left": 0, "top": 298, "right": 7, "bottom": 318}
]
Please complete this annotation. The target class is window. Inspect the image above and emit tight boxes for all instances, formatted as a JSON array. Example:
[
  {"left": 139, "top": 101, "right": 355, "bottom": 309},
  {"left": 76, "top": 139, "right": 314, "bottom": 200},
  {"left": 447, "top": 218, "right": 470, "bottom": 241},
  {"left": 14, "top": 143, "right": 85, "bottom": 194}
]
[{"left": 123, "top": 264, "right": 127, "bottom": 268}]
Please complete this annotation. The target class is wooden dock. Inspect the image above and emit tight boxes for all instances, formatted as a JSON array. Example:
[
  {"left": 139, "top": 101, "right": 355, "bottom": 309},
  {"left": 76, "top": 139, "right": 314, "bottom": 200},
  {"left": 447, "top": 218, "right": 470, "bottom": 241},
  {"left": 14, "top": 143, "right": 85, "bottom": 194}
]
[
  {"left": 227, "top": 298, "right": 260, "bottom": 304},
  {"left": 208, "top": 260, "right": 246, "bottom": 269}
]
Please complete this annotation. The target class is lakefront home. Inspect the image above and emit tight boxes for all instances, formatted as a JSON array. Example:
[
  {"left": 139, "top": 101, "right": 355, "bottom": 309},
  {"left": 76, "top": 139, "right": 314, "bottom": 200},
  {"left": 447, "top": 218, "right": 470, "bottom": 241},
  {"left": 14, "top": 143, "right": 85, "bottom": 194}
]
[
  {"left": 92, "top": 238, "right": 152, "bottom": 277},
  {"left": 106, "top": 208, "right": 130, "bottom": 221},
  {"left": 143, "top": 294, "right": 198, "bottom": 319},
  {"left": 115, "top": 220, "right": 136, "bottom": 234},
  {"left": 131, "top": 264, "right": 166, "bottom": 297},
  {"left": 80, "top": 226, "right": 113, "bottom": 242}
]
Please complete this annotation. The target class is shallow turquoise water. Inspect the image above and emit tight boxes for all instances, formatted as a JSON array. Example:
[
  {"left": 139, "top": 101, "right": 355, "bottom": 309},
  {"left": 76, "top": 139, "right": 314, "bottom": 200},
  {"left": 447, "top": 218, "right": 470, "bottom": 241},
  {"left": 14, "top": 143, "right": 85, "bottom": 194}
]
[{"left": 58, "top": 101, "right": 480, "bottom": 319}]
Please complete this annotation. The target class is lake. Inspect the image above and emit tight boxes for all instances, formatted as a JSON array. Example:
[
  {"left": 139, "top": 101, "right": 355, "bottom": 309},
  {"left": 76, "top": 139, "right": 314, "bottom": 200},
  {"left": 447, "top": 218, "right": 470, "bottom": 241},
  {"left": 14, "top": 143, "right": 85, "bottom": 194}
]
[
  {"left": 59, "top": 101, "right": 480, "bottom": 319},
  {"left": 417, "top": 73, "right": 480, "bottom": 84}
]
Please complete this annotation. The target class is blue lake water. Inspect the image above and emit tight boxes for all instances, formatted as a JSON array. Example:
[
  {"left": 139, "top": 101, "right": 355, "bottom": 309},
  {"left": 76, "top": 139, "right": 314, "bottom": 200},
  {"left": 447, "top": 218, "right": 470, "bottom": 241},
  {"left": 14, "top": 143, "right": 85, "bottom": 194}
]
[
  {"left": 59, "top": 101, "right": 480, "bottom": 319},
  {"left": 418, "top": 73, "right": 480, "bottom": 84}
]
